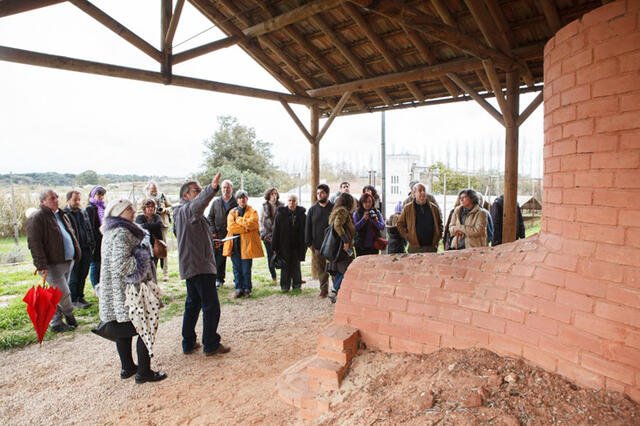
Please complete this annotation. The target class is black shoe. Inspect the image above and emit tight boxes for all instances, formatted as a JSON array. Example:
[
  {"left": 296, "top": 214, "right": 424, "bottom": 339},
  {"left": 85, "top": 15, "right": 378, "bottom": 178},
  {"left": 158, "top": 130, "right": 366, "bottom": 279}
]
[
  {"left": 135, "top": 371, "right": 168, "bottom": 384},
  {"left": 216, "top": 281, "right": 224, "bottom": 288},
  {"left": 120, "top": 367, "right": 137, "bottom": 379},
  {"left": 51, "top": 323, "right": 72, "bottom": 333},
  {"left": 233, "top": 290, "right": 243, "bottom": 298},
  {"left": 204, "top": 344, "right": 231, "bottom": 356},
  {"left": 183, "top": 342, "right": 202, "bottom": 355},
  {"left": 77, "top": 298, "right": 92, "bottom": 309},
  {"left": 243, "top": 290, "right": 251, "bottom": 298},
  {"left": 66, "top": 316, "right": 78, "bottom": 328}
]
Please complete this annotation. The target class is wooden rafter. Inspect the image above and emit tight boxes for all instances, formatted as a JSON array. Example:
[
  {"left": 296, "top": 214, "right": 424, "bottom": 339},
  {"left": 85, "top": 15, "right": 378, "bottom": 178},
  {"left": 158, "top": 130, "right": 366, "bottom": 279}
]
[
  {"left": 161, "top": 0, "right": 172, "bottom": 81},
  {"left": 165, "top": 0, "right": 185, "bottom": 46},
  {"left": 539, "top": 0, "right": 562, "bottom": 34},
  {"left": 317, "top": 91, "right": 351, "bottom": 143},
  {"left": 0, "top": 0, "right": 64, "bottom": 18},
  {"left": 429, "top": 0, "right": 456, "bottom": 26},
  {"left": 243, "top": 0, "right": 345, "bottom": 38},
  {"left": 475, "top": 69, "right": 492, "bottom": 92},
  {"left": 306, "top": 57, "right": 483, "bottom": 98},
  {"left": 0, "top": 45, "right": 318, "bottom": 105},
  {"left": 517, "top": 91, "right": 543, "bottom": 126},
  {"left": 172, "top": 37, "right": 238, "bottom": 65},
  {"left": 447, "top": 72, "right": 504, "bottom": 126},
  {"left": 280, "top": 100, "right": 313, "bottom": 143},
  {"left": 464, "top": 0, "right": 508, "bottom": 52},
  {"left": 482, "top": 60, "right": 512, "bottom": 126},
  {"left": 68, "top": 0, "right": 162, "bottom": 63}
]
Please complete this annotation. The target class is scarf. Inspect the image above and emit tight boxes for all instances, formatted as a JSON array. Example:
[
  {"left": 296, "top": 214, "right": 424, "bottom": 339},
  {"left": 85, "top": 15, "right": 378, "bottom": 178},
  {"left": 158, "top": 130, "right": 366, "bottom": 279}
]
[{"left": 90, "top": 186, "right": 106, "bottom": 225}]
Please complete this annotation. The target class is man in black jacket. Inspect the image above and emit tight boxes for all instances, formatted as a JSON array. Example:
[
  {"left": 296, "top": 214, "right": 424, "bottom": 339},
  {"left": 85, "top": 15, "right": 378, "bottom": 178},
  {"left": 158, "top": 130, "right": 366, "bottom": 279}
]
[
  {"left": 207, "top": 180, "right": 237, "bottom": 287},
  {"left": 490, "top": 195, "right": 526, "bottom": 246},
  {"left": 27, "top": 189, "right": 81, "bottom": 332},
  {"left": 305, "top": 184, "right": 334, "bottom": 298},
  {"left": 63, "top": 190, "right": 95, "bottom": 308}
]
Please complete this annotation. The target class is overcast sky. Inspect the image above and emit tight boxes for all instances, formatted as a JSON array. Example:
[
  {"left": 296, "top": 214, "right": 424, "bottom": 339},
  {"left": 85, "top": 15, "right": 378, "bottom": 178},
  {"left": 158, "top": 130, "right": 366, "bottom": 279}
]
[{"left": 0, "top": 1, "right": 543, "bottom": 178}]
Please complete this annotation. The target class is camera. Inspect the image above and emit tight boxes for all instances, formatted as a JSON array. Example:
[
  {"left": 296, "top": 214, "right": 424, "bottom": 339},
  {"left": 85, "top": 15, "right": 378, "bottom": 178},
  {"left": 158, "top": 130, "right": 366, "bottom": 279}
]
[
  {"left": 368, "top": 209, "right": 377, "bottom": 219},
  {"left": 157, "top": 207, "right": 164, "bottom": 213}
]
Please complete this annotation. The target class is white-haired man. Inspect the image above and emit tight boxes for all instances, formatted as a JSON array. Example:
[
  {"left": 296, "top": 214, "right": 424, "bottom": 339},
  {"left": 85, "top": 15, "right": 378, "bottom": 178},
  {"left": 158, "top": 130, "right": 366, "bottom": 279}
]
[
  {"left": 207, "top": 179, "right": 237, "bottom": 288},
  {"left": 397, "top": 183, "right": 443, "bottom": 253}
]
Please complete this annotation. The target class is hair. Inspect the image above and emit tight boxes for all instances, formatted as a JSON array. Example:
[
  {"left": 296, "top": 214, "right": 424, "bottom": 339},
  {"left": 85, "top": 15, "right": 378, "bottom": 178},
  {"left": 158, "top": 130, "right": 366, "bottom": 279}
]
[
  {"left": 459, "top": 188, "right": 480, "bottom": 206},
  {"left": 66, "top": 190, "right": 80, "bottom": 201},
  {"left": 142, "top": 198, "right": 156, "bottom": 207},
  {"left": 357, "top": 193, "right": 375, "bottom": 214},
  {"left": 287, "top": 194, "right": 298, "bottom": 202},
  {"left": 221, "top": 179, "right": 233, "bottom": 188},
  {"left": 263, "top": 187, "right": 278, "bottom": 201},
  {"left": 334, "top": 192, "right": 355, "bottom": 212},
  {"left": 235, "top": 189, "right": 248, "bottom": 199},
  {"left": 145, "top": 180, "right": 157, "bottom": 191},
  {"left": 179, "top": 181, "right": 198, "bottom": 199},
  {"left": 340, "top": 181, "right": 350, "bottom": 188},
  {"left": 413, "top": 182, "right": 426, "bottom": 192},
  {"left": 39, "top": 189, "right": 55, "bottom": 203},
  {"left": 362, "top": 185, "right": 379, "bottom": 200},
  {"left": 316, "top": 183, "right": 330, "bottom": 194}
]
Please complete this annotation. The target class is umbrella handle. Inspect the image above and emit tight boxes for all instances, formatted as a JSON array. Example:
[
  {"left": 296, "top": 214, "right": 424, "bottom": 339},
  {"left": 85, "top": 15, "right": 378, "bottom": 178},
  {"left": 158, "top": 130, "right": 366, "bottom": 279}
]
[{"left": 33, "top": 269, "right": 48, "bottom": 287}]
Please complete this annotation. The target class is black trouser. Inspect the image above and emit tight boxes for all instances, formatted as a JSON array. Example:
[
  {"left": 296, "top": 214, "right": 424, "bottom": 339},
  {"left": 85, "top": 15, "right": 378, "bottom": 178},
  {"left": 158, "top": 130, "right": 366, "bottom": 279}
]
[
  {"left": 280, "top": 260, "right": 302, "bottom": 291},
  {"left": 263, "top": 241, "right": 277, "bottom": 280},
  {"left": 115, "top": 334, "right": 150, "bottom": 376},
  {"left": 214, "top": 247, "right": 227, "bottom": 283},
  {"left": 182, "top": 273, "right": 221, "bottom": 353},
  {"left": 68, "top": 251, "right": 91, "bottom": 301},
  {"left": 355, "top": 246, "right": 378, "bottom": 257}
]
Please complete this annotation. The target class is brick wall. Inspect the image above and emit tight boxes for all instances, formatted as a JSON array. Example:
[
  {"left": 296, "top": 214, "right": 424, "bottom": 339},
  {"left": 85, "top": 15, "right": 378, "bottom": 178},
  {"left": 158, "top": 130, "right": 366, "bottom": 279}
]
[{"left": 332, "top": 0, "right": 640, "bottom": 402}]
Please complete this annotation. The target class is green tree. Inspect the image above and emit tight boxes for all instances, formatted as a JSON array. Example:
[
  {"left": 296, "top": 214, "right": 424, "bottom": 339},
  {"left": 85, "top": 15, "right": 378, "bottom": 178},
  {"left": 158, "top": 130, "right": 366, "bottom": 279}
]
[
  {"left": 76, "top": 170, "right": 99, "bottom": 186},
  {"left": 429, "top": 162, "right": 481, "bottom": 194}
]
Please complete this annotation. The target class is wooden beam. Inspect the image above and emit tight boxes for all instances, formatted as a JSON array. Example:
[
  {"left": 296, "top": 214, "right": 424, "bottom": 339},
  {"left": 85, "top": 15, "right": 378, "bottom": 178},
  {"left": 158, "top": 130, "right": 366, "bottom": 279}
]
[
  {"left": 243, "top": 0, "right": 345, "bottom": 38},
  {"left": 310, "top": 105, "right": 320, "bottom": 204},
  {"left": 475, "top": 69, "right": 492, "bottom": 93},
  {"left": 405, "top": 29, "right": 459, "bottom": 98},
  {"left": 464, "top": 0, "right": 508, "bottom": 52},
  {"left": 539, "top": 0, "right": 562, "bottom": 34},
  {"left": 161, "top": 0, "right": 172, "bottom": 82},
  {"left": 306, "top": 57, "right": 482, "bottom": 98},
  {"left": 280, "top": 100, "right": 313, "bottom": 143},
  {"left": 0, "top": 45, "right": 318, "bottom": 105},
  {"left": 517, "top": 91, "right": 543, "bottom": 127},
  {"left": 165, "top": 0, "right": 185, "bottom": 46},
  {"left": 0, "top": 0, "right": 64, "bottom": 18},
  {"left": 317, "top": 91, "right": 351, "bottom": 143},
  {"left": 429, "top": 0, "right": 456, "bottom": 26},
  {"left": 259, "top": 36, "right": 315, "bottom": 89},
  {"left": 502, "top": 70, "right": 520, "bottom": 243},
  {"left": 172, "top": 37, "right": 238, "bottom": 65},
  {"left": 482, "top": 60, "right": 512, "bottom": 126},
  {"left": 343, "top": 2, "right": 423, "bottom": 102},
  {"left": 68, "top": 0, "right": 162, "bottom": 63},
  {"left": 447, "top": 73, "right": 504, "bottom": 126}
]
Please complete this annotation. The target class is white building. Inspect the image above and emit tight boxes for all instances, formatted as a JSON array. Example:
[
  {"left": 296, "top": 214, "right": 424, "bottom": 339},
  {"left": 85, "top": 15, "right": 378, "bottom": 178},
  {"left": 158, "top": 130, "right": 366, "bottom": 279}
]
[{"left": 384, "top": 153, "right": 420, "bottom": 215}]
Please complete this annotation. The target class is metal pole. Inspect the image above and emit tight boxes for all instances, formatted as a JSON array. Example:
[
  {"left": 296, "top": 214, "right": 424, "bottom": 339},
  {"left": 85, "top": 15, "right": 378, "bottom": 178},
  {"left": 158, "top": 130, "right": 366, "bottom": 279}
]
[
  {"left": 443, "top": 172, "right": 447, "bottom": 220},
  {"left": 381, "top": 111, "right": 386, "bottom": 218},
  {"left": 10, "top": 172, "right": 19, "bottom": 245}
]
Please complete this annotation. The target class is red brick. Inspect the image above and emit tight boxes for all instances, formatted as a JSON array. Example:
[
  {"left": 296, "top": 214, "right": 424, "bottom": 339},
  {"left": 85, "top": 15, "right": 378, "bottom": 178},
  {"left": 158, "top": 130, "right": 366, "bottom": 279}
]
[
  {"left": 391, "top": 312, "right": 423, "bottom": 327},
  {"left": 464, "top": 269, "right": 495, "bottom": 284},
  {"left": 472, "top": 312, "right": 506, "bottom": 333},
  {"left": 350, "top": 290, "right": 378, "bottom": 306},
  {"left": 394, "top": 286, "right": 427, "bottom": 301},
  {"left": 540, "top": 335, "right": 580, "bottom": 362},
  {"left": 626, "top": 386, "right": 640, "bottom": 404},
  {"left": 619, "top": 210, "right": 640, "bottom": 227},
  {"left": 424, "top": 318, "right": 454, "bottom": 336},
  {"left": 561, "top": 86, "right": 591, "bottom": 108},
  {"left": 335, "top": 301, "right": 364, "bottom": 317},
  {"left": 620, "top": 49, "right": 640, "bottom": 73},
  {"left": 363, "top": 308, "right": 390, "bottom": 323},
  {"left": 552, "top": 140, "right": 577, "bottom": 156},
  {"left": 443, "top": 279, "right": 475, "bottom": 294},
  {"left": 603, "top": 343, "right": 640, "bottom": 368},
  {"left": 581, "top": 353, "right": 636, "bottom": 385},
  {"left": 624, "top": 266, "right": 640, "bottom": 289},
  {"left": 453, "top": 325, "right": 489, "bottom": 344},
  {"left": 545, "top": 187, "right": 563, "bottom": 203},
  {"left": 378, "top": 295, "right": 408, "bottom": 312},
  {"left": 545, "top": 61, "right": 562, "bottom": 81},
  {"left": 378, "top": 322, "right": 410, "bottom": 339},
  {"left": 557, "top": 360, "right": 604, "bottom": 389},
  {"left": 523, "top": 279, "right": 558, "bottom": 300},
  {"left": 489, "top": 334, "right": 523, "bottom": 356},
  {"left": 507, "top": 293, "right": 538, "bottom": 312},
  {"left": 458, "top": 295, "right": 491, "bottom": 312},
  {"left": 620, "top": 130, "right": 640, "bottom": 150},
  {"left": 580, "top": 223, "right": 625, "bottom": 245},
  {"left": 385, "top": 272, "right": 413, "bottom": 285},
  {"left": 578, "top": 258, "right": 625, "bottom": 282},
  {"left": 511, "top": 264, "right": 536, "bottom": 277},
  {"left": 526, "top": 313, "right": 559, "bottom": 335},
  {"left": 495, "top": 276, "right": 525, "bottom": 290},
  {"left": 406, "top": 301, "right": 439, "bottom": 317},
  {"left": 492, "top": 304, "right": 525, "bottom": 323},
  {"left": 605, "top": 377, "right": 627, "bottom": 393},
  {"left": 562, "top": 188, "right": 592, "bottom": 205},
  {"left": 593, "top": 32, "right": 640, "bottom": 61},
  {"left": 626, "top": 330, "right": 640, "bottom": 350},
  {"left": 621, "top": 92, "right": 640, "bottom": 112},
  {"left": 553, "top": 104, "right": 577, "bottom": 125},
  {"left": 592, "top": 73, "right": 640, "bottom": 98},
  {"left": 389, "top": 336, "right": 423, "bottom": 354},
  {"left": 408, "top": 327, "right": 441, "bottom": 346},
  {"left": 574, "top": 312, "right": 627, "bottom": 341},
  {"left": 358, "top": 270, "right": 386, "bottom": 283},
  {"left": 505, "top": 322, "right": 541, "bottom": 346},
  {"left": 565, "top": 272, "right": 607, "bottom": 298},
  {"left": 562, "top": 239, "right": 597, "bottom": 257},
  {"left": 562, "top": 49, "right": 592, "bottom": 73},
  {"left": 576, "top": 206, "right": 618, "bottom": 225},
  {"left": 596, "top": 111, "right": 640, "bottom": 133},
  {"left": 524, "top": 251, "right": 548, "bottom": 264},
  {"left": 626, "top": 228, "right": 640, "bottom": 249},
  {"left": 581, "top": 0, "right": 626, "bottom": 27},
  {"left": 367, "top": 283, "right": 396, "bottom": 296},
  {"left": 576, "top": 134, "right": 618, "bottom": 153},
  {"left": 441, "top": 335, "right": 477, "bottom": 350},
  {"left": 439, "top": 306, "right": 472, "bottom": 324},
  {"left": 594, "top": 301, "right": 640, "bottom": 327},
  {"left": 538, "top": 299, "right": 572, "bottom": 323},
  {"left": 576, "top": 58, "right": 619, "bottom": 85},
  {"left": 545, "top": 253, "right": 579, "bottom": 272},
  {"left": 349, "top": 317, "right": 380, "bottom": 334},
  {"left": 413, "top": 274, "right": 444, "bottom": 288},
  {"left": 523, "top": 345, "right": 558, "bottom": 371},
  {"left": 614, "top": 170, "right": 640, "bottom": 188},
  {"left": 360, "top": 330, "right": 389, "bottom": 350},
  {"left": 554, "top": 19, "right": 579, "bottom": 43},
  {"left": 427, "top": 288, "right": 459, "bottom": 305},
  {"left": 556, "top": 288, "right": 595, "bottom": 312},
  {"left": 552, "top": 172, "right": 575, "bottom": 188},
  {"left": 607, "top": 286, "right": 640, "bottom": 309},
  {"left": 434, "top": 264, "right": 466, "bottom": 279},
  {"left": 595, "top": 243, "right": 640, "bottom": 267},
  {"left": 559, "top": 325, "right": 603, "bottom": 355},
  {"left": 554, "top": 72, "right": 576, "bottom": 93},
  {"left": 533, "top": 267, "right": 566, "bottom": 287},
  {"left": 485, "top": 287, "right": 507, "bottom": 301},
  {"left": 574, "top": 171, "right": 614, "bottom": 188}
]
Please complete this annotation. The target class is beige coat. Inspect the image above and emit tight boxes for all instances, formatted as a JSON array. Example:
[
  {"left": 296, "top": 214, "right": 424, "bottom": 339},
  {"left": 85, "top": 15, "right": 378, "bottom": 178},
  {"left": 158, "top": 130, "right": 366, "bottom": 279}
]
[
  {"left": 448, "top": 204, "right": 488, "bottom": 249},
  {"left": 397, "top": 201, "right": 443, "bottom": 250}
]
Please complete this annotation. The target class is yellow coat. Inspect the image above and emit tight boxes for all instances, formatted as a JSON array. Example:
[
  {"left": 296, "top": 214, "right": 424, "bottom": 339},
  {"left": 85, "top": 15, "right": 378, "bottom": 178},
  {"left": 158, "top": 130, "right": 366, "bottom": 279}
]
[{"left": 223, "top": 205, "right": 265, "bottom": 259}]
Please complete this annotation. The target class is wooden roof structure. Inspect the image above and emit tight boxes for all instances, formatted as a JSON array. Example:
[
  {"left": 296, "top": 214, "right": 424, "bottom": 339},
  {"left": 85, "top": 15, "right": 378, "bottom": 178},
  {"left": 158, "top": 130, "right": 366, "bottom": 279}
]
[{"left": 0, "top": 0, "right": 606, "bottom": 242}]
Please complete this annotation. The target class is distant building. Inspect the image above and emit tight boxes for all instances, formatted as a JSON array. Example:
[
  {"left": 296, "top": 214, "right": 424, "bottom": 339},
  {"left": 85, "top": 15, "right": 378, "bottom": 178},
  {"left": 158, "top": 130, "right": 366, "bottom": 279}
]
[{"left": 384, "top": 153, "right": 419, "bottom": 215}]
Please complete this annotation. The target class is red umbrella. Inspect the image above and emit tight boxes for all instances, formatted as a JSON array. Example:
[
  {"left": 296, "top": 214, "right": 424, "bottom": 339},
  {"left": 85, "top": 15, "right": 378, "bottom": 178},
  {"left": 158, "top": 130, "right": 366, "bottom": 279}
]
[{"left": 23, "top": 271, "right": 62, "bottom": 343}]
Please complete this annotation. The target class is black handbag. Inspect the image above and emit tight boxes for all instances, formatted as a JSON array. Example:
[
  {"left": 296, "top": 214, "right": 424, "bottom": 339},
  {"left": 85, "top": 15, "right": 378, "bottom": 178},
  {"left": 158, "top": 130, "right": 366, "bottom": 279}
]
[
  {"left": 320, "top": 226, "right": 341, "bottom": 260},
  {"left": 91, "top": 320, "right": 137, "bottom": 342}
]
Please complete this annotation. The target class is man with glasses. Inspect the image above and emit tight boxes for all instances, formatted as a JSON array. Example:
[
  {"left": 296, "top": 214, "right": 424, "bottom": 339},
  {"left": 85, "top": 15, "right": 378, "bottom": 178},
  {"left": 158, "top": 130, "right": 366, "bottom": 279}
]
[{"left": 174, "top": 173, "right": 230, "bottom": 357}]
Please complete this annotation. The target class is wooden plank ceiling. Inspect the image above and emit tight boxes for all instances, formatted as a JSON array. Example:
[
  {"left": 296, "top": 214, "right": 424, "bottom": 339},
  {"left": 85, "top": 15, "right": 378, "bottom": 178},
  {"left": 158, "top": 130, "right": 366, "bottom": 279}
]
[{"left": 0, "top": 0, "right": 605, "bottom": 116}]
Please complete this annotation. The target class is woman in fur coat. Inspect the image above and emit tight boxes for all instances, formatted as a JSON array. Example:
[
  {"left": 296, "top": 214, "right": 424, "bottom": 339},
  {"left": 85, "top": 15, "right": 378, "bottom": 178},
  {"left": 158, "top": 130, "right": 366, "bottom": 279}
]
[{"left": 99, "top": 199, "right": 167, "bottom": 384}]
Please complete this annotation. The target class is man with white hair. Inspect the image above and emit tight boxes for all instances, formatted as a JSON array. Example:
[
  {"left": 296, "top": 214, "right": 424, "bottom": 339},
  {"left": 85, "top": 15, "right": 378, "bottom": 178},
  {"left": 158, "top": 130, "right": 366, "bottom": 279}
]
[
  {"left": 207, "top": 179, "right": 237, "bottom": 288},
  {"left": 144, "top": 181, "right": 172, "bottom": 281},
  {"left": 397, "top": 183, "right": 443, "bottom": 253},
  {"left": 26, "top": 189, "right": 81, "bottom": 332}
]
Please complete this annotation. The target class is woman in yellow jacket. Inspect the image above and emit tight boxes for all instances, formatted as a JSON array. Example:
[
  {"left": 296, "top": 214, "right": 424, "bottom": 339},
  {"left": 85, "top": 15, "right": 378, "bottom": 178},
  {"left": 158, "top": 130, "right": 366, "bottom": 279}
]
[{"left": 223, "top": 190, "right": 264, "bottom": 298}]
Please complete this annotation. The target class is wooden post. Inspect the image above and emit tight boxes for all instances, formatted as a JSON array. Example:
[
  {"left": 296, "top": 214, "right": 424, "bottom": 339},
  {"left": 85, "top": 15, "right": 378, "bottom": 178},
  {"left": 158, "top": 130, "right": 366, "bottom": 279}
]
[
  {"left": 502, "top": 70, "right": 520, "bottom": 243},
  {"left": 310, "top": 104, "right": 320, "bottom": 204},
  {"left": 161, "top": 0, "right": 172, "bottom": 83}
]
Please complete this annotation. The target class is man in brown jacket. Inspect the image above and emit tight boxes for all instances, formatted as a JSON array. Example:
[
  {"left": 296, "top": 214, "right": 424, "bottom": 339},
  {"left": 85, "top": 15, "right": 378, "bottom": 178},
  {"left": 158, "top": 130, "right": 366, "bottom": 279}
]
[
  {"left": 397, "top": 183, "right": 443, "bottom": 253},
  {"left": 27, "top": 189, "right": 81, "bottom": 332}
]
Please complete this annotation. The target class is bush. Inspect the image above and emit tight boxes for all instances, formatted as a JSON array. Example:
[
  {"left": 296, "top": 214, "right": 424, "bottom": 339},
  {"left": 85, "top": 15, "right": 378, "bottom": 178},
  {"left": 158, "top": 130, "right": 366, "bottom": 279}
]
[{"left": 0, "top": 194, "right": 33, "bottom": 238}]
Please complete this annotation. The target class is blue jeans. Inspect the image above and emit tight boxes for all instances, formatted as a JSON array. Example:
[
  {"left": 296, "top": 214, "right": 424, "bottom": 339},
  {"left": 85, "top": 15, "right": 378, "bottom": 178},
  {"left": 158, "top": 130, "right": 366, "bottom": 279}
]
[
  {"left": 231, "top": 253, "right": 253, "bottom": 293},
  {"left": 89, "top": 260, "right": 101, "bottom": 288},
  {"left": 182, "top": 273, "right": 221, "bottom": 354},
  {"left": 333, "top": 271, "right": 345, "bottom": 291}
]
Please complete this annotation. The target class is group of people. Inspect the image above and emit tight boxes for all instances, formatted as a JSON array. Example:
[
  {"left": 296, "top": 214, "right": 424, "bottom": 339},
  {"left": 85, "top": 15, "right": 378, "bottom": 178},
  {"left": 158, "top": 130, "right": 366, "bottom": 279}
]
[{"left": 25, "top": 173, "right": 526, "bottom": 385}]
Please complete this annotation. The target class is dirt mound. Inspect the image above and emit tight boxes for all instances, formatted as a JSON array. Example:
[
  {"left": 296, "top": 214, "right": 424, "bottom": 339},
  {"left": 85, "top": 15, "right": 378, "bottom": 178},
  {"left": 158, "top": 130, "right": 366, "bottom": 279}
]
[{"left": 318, "top": 348, "right": 640, "bottom": 425}]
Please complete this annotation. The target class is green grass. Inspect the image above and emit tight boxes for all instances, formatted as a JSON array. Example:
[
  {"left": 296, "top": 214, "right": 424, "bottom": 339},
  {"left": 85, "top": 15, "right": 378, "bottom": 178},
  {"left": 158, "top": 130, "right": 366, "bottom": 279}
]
[{"left": 0, "top": 241, "right": 314, "bottom": 351}]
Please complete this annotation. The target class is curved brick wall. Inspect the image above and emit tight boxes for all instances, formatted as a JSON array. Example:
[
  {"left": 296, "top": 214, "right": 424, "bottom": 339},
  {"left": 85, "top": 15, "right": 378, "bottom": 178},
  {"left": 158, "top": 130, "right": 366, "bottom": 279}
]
[{"left": 332, "top": 0, "right": 640, "bottom": 402}]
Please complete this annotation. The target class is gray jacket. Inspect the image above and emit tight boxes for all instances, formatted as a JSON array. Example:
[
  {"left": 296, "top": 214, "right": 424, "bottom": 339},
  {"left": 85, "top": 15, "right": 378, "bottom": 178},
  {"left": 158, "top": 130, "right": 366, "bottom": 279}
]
[{"left": 174, "top": 184, "right": 219, "bottom": 280}]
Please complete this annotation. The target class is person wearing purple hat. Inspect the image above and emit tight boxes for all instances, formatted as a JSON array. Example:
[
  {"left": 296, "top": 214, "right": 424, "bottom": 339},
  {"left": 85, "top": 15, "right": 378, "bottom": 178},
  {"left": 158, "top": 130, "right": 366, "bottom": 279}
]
[{"left": 86, "top": 185, "right": 107, "bottom": 289}]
